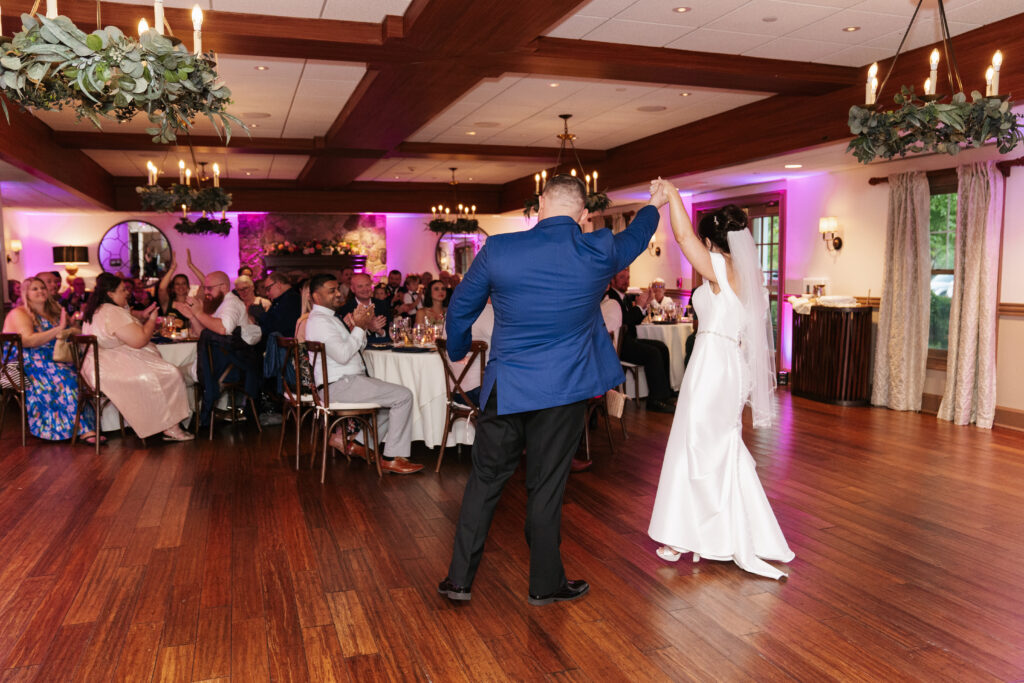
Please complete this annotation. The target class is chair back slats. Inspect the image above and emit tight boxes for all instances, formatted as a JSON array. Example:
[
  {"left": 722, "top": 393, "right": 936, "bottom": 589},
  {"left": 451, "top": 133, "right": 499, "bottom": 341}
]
[
  {"left": 69, "top": 334, "right": 100, "bottom": 397},
  {"left": 0, "top": 333, "right": 26, "bottom": 392},
  {"left": 303, "top": 341, "right": 330, "bottom": 410},
  {"left": 436, "top": 339, "right": 488, "bottom": 413},
  {"left": 278, "top": 337, "right": 300, "bottom": 406}
]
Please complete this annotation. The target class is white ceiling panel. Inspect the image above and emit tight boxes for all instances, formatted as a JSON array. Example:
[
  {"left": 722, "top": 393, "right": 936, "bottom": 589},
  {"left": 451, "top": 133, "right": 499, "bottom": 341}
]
[
  {"left": 825, "top": 43, "right": 900, "bottom": 67},
  {"left": 575, "top": 19, "right": 694, "bottom": 47},
  {"left": 571, "top": 0, "right": 639, "bottom": 19},
  {"left": 666, "top": 28, "right": 771, "bottom": 53},
  {"left": 705, "top": 1, "right": 839, "bottom": 37},
  {"left": 211, "top": 0, "right": 325, "bottom": 19},
  {"left": 945, "top": 0, "right": 1024, "bottom": 25},
  {"left": 545, "top": 15, "right": 608, "bottom": 39},
  {"left": 744, "top": 37, "right": 845, "bottom": 62},
  {"left": 356, "top": 158, "right": 542, "bottom": 185},
  {"left": 612, "top": 0, "right": 751, "bottom": 26},
  {"left": 320, "top": 0, "right": 415, "bottom": 23},
  {"left": 786, "top": 9, "right": 909, "bottom": 44}
]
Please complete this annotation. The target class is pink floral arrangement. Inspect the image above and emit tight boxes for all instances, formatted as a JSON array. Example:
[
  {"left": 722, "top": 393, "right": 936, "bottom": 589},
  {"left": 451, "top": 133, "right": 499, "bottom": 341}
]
[{"left": 265, "top": 239, "right": 356, "bottom": 255}]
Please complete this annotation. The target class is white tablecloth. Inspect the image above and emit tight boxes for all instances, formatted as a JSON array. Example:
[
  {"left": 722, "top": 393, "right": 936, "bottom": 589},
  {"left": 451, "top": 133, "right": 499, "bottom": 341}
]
[
  {"left": 362, "top": 348, "right": 480, "bottom": 449},
  {"left": 100, "top": 341, "right": 197, "bottom": 432},
  {"left": 637, "top": 322, "right": 693, "bottom": 391}
]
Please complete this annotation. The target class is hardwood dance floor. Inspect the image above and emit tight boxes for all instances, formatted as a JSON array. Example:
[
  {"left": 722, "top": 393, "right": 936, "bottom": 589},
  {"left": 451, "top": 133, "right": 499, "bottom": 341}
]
[{"left": 0, "top": 391, "right": 1021, "bottom": 681}]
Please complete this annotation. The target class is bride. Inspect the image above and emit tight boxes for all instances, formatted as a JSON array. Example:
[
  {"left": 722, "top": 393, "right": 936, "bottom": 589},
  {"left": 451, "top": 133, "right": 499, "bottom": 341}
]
[{"left": 647, "top": 178, "right": 794, "bottom": 581}]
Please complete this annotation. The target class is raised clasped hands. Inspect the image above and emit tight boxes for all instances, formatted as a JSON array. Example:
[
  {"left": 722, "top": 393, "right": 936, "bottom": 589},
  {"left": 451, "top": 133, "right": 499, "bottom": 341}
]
[
  {"left": 56, "top": 309, "right": 68, "bottom": 332},
  {"left": 350, "top": 305, "right": 376, "bottom": 330},
  {"left": 649, "top": 177, "right": 682, "bottom": 208},
  {"left": 636, "top": 287, "right": 653, "bottom": 309}
]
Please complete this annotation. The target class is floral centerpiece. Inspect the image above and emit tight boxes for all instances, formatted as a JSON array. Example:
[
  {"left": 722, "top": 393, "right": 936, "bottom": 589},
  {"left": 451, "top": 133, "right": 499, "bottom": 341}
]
[{"left": 265, "top": 239, "right": 358, "bottom": 256}]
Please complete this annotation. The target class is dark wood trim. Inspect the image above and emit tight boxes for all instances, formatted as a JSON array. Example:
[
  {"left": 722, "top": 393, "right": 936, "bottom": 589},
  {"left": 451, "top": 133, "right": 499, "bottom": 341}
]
[
  {"left": 999, "top": 302, "right": 1024, "bottom": 317},
  {"left": 854, "top": 296, "right": 881, "bottom": 309},
  {"left": 510, "top": 37, "right": 860, "bottom": 95},
  {"left": 927, "top": 348, "right": 948, "bottom": 371},
  {"left": 868, "top": 167, "right": 958, "bottom": 191},
  {"left": 921, "top": 392, "right": 1024, "bottom": 432},
  {"left": 53, "top": 133, "right": 386, "bottom": 159}
]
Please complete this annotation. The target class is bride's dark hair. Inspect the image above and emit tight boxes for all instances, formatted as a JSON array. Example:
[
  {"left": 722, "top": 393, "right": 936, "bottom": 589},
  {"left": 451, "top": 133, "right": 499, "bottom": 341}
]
[{"left": 697, "top": 204, "right": 748, "bottom": 253}]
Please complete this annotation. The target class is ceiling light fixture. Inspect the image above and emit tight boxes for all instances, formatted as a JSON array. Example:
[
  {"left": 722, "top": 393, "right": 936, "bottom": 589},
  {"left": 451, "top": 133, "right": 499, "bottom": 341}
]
[
  {"left": 784, "top": 164, "right": 803, "bottom": 169},
  {"left": 842, "top": 26, "right": 860, "bottom": 32},
  {"left": 254, "top": 65, "right": 270, "bottom": 71},
  {"left": 679, "top": 91, "right": 691, "bottom": 97},
  {"left": 524, "top": 114, "right": 609, "bottom": 217},
  {"left": 549, "top": 82, "right": 560, "bottom": 88},
  {"left": 430, "top": 168, "right": 480, "bottom": 235},
  {"left": 466, "top": 131, "right": 477, "bottom": 135},
  {"left": 848, "top": 0, "right": 1022, "bottom": 163},
  {"left": 672, "top": 7, "right": 691, "bottom": 13}
]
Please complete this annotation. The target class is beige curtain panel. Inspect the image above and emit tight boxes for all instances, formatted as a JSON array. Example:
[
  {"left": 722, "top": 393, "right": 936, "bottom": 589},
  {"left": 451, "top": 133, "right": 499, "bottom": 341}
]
[
  {"left": 937, "top": 162, "right": 1003, "bottom": 428},
  {"left": 872, "top": 171, "right": 931, "bottom": 412}
]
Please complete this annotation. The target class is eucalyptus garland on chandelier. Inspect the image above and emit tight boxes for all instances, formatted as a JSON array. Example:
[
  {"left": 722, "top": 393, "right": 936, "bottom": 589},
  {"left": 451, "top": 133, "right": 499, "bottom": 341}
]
[
  {"left": 0, "top": 13, "right": 244, "bottom": 144},
  {"left": 137, "top": 183, "right": 232, "bottom": 236},
  {"left": 847, "top": 88, "right": 1023, "bottom": 163}
]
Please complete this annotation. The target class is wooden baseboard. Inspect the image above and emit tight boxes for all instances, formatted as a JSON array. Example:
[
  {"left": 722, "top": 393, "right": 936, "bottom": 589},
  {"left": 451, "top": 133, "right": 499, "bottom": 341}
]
[{"left": 921, "top": 392, "right": 1024, "bottom": 431}]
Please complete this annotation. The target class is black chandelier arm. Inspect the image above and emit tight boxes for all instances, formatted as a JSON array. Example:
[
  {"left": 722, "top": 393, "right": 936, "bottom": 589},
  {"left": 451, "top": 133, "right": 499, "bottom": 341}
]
[
  {"left": 937, "top": 0, "right": 963, "bottom": 93},
  {"left": 875, "top": 0, "right": 925, "bottom": 102}
]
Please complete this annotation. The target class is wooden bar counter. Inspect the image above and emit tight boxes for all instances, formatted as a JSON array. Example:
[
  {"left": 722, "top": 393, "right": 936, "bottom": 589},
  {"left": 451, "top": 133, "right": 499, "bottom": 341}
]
[{"left": 791, "top": 304, "right": 872, "bottom": 406}]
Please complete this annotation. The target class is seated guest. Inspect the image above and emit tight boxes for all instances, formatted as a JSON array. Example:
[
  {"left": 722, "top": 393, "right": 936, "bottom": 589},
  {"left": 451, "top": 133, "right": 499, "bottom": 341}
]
[
  {"left": 373, "top": 283, "right": 389, "bottom": 301},
  {"left": 156, "top": 254, "right": 191, "bottom": 328},
  {"left": 415, "top": 279, "right": 447, "bottom": 327},
  {"left": 338, "top": 273, "right": 391, "bottom": 342},
  {"left": 238, "top": 265, "right": 254, "bottom": 278},
  {"left": 294, "top": 279, "right": 312, "bottom": 342},
  {"left": 337, "top": 267, "right": 354, "bottom": 304},
  {"left": 174, "top": 271, "right": 250, "bottom": 337},
  {"left": 305, "top": 273, "right": 422, "bottom": 474},
  {"left": 421, "top": 271, "right": 434, "bottom": 288},
  {"left": 2, "top": 277, "right": 98, "bottom": 443},
  {"left": 606, "top": 268, "right": 674, "bottom": 413},
  {"left": 8, "top": 279, "right": 23, "bottom": 307},
  {"left": 252, "top": 272, "right": 302, "bottom": 339},
  {"left": 648, "top": 278, "right": 677, "bottom": 317},
  {"left": 36, "top": 271, "right": 62, "bottom": 301},
  {"left": 385, "top": 269, "right": 403, "bottom": 300},
  {"left": 60, "top": 276, "right": 89, "bottom": 318},
  {"left": 235, "top": 275, "right": 270, "bottom": 320},
  {"left": 81, "top": 273, "right": 193, "bottom": 441},
  {"left": 129, "top": 279, "right": 154, "bottom": 311},
  {"left": 395, "top": 274, "right": 422, "bottom": 318}
]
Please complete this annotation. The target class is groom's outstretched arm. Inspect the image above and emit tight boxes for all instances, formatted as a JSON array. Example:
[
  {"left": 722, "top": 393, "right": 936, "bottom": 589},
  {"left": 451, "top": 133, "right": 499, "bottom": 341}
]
[
  {"left": 612, "top": 205, "right": 660, "bottom": 272},
  {"left": 445, "top": 245, "right": 490, "bottom": 362}
]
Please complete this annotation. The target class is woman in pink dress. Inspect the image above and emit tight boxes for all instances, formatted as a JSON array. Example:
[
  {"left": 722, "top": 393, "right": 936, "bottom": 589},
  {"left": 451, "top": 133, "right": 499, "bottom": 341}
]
[{"left": 81, "top": 273, "right": 194, "bottom": 441}]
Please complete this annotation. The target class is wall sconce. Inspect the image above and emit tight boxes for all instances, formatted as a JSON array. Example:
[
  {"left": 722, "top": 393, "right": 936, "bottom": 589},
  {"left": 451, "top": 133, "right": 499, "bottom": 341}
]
[
  {"left": 5, "top": 239, "right": 22, "bottom": 264},
  {"left": 648, "top": 237, "right": 661, "bottom": 257},
  {"left": 52, "top": 245, "right": 90, "bottom": 277},
  {"left": 819, "top": 216, "right": 842, "bottom": 253}
]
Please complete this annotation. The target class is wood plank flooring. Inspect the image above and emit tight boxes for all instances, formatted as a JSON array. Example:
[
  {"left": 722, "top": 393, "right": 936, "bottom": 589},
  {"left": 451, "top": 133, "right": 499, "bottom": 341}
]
[{"left": 0, "top": 390, "right": 1022, "bottom": 681}]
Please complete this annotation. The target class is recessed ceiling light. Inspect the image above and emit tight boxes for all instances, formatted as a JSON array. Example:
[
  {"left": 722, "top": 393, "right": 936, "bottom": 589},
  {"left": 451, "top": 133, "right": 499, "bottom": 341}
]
[
  {"left": 679, "top": 91, "right": 691, "bottom": 97},
  {"left": 842, "top": 26, "right": 860, "bottom": 32},
  {"left": 784, "top": 164, "right": 803, "bottom": 169},
  {"left": 466, "top": 131, "right": 477, "bottom": 136},
  {"left": 244, "top": 171, "right": 253, "bottom": 176},
  {"left": 762, "top": 16, "right": 777, "bottom": 23},
  {"left": 394, "top": 175, "right": 400, "bottom": 179},
  {"left": 549, "top": 82, "right": 559, "bottom": 88},
  {"left": 248, "top": 123, "right": 258, "bottom": 128},
  {"left": 468, "top": 177, "right": 473, "bottom": 181},
  {"left": 637, "top": 105, "right": 667, "bottom": 112},
  {"left": 254, "top": 65, "right": 270, "bottom": 71},
  {"left": 673, "top": 7, "right": 691, "bottom": 13}
]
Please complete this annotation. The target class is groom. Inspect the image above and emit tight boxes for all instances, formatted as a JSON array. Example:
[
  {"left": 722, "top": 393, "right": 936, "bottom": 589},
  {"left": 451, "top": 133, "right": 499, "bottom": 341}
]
[{"left": 439, "top": 174, "right": 668, "bottom": 605}]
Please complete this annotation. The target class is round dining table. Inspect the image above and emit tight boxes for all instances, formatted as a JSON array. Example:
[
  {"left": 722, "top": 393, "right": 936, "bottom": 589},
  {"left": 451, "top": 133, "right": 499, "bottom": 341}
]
[
  {"left": 362, "top": 347, "right": 480, "bottom": 449},
  {"left": 637, "top": 321, "right": 693, "bottom": 391}
]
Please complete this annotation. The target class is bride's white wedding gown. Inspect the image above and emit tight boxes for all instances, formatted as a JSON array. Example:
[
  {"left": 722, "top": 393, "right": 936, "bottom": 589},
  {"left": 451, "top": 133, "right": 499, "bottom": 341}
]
[{"left": 648, "top": 252, "right": 794, "bottom": 580}]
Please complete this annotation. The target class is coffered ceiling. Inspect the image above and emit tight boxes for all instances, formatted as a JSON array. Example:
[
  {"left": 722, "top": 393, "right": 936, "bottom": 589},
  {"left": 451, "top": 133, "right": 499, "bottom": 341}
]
[{"left": 0, "top": 0, "right": 1021, "bottom": 212}]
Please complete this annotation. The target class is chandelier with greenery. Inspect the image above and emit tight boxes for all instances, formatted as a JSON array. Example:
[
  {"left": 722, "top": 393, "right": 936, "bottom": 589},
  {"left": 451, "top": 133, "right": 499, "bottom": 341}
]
[
  {"left": 847, "top": 0, "right": 1022, "bottom": 164},
  {"left": 428, "top": 168, "right": 481, "bottom": 234},
  {"left": 524, "top": 114, "right": 610, "bottom": 217}
]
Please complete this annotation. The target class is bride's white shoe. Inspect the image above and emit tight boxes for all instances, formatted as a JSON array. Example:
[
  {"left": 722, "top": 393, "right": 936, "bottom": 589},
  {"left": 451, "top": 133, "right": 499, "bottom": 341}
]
[{"left": 656, "top": 546, "right": 682, "bottom": 562}]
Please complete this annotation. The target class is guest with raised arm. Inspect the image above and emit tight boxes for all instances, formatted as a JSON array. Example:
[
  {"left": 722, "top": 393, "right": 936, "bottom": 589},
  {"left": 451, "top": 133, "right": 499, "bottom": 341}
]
[{"left": 156, "top": 254, "right": 191, "bottom": 328}]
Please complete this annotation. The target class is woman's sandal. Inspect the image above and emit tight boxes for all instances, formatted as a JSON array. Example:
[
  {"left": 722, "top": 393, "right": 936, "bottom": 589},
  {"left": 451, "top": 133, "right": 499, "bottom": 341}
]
[
  {"left": 81, "top": 433, "right": 107, "bottom": 445},
  {"left": 656, "top": 546, "right": 682, "bottom": 562}
]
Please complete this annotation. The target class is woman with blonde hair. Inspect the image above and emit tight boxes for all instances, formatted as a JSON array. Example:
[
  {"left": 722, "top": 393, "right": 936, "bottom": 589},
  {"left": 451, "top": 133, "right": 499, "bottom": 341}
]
[{"left": 1, "top": 277, "right": 98, "bottom": 442}]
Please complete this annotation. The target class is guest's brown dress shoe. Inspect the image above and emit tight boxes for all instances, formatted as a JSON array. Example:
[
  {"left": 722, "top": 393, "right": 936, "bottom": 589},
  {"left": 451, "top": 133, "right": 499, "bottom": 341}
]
[
  {"left": 380, "top": 457, "right": 424, "bottom": 474},
  {"left": 329, "top": 435, "right": 368, "bottom": 462}
]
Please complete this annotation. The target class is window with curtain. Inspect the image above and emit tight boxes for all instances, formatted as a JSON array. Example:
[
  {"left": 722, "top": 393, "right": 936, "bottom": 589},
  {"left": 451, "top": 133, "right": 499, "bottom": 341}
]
[{"left": 928, "top": 193, "right": 956, "bottom": 352}]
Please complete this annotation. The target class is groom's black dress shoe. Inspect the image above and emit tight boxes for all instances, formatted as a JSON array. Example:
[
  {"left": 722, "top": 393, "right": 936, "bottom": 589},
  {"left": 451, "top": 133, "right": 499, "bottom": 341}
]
[
  {"left": 528, "top": 579, "right": 590, "bottom": 606},
  {"left": 646, "top": 399, "right": 675, "bottom": 414},
  {"left": 437, "top": 578, "right": 471, "bottom": 601}
]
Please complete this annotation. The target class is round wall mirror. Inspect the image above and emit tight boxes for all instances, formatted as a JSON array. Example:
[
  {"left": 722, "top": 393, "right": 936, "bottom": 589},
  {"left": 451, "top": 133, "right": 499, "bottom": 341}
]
[
  {"left": 98, "top": 220, "right": 172, "bottom": 282},
  {"left": 435, "top": 231, "right": 487, "bottom": 275}
]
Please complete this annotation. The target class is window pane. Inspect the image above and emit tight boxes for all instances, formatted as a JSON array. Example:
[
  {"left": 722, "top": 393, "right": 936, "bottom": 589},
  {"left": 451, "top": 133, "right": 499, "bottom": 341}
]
[
  {"left": 929, "top": 193, "right": 956, "bottom": 269},
  {"left": 928, "top": 274, "right": 952, "bottom": 350}
]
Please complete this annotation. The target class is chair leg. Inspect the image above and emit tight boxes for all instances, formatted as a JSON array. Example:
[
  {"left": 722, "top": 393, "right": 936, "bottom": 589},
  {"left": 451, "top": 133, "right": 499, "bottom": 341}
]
[
  {"left": 371, "top": 413, "right": 383, "bottom": 478},
  {"left": 320, "top": 417, "right": 330, "bottom": 484},
  {"left": 94, "top": 397, "right": 102, "bottom": 455},
  {"left": 276, "top": 406, "right": 289, "bottom": 460},
  {"left": 20, "top": 396, "right": 26, "bottom": 447},
  {"left": 70, "top": 395, "right": 83, "bottom": 447},
  {"left": 294, "top": 409, "right": 304, "bottom": 471},
  {"left": 435, "top": 405, "right": 453, "bottom": 472},
  {"left": 192, "top": 386, "right": 202, "bottom": 435},
  {"left": 602, "top": 405, "right": 615, "bottom": 455},
  {"left": 582, "top": 410, "right": 591, "bottom": 461},
  {"left": 249, "top": 398, "right": 262, "bottom": 433}
]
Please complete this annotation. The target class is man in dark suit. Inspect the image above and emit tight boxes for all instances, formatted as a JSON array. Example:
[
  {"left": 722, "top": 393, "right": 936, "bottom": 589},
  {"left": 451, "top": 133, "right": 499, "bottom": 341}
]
[
  {"left": 251, "top": 271, "right": 301, "bottom": 339},
  {"left": 438, "top": 174, "right": 667, "bottom": 606},
  {"left": 337, "top": 273, "right": 391, "bottom": 342},
  {"left": 606, "top": 269, "right": 674, "bottom": 413}
]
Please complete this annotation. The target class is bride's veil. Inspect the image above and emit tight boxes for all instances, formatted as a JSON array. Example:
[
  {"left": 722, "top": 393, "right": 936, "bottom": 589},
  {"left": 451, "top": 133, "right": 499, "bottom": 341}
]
[{"left": 727, "top": 229, "right": 776, "bottom": 428}]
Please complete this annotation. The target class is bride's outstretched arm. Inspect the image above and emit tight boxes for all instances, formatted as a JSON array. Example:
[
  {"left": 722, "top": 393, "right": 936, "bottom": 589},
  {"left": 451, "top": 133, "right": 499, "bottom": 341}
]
[{"left": 654, "top": 179, "right": 716, "bottom": 284}]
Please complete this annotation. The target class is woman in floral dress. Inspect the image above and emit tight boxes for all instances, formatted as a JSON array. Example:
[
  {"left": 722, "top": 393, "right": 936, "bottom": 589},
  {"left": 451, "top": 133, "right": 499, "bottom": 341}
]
[{"left": 1, "top": 277, "right": 98, "bottom": 442}]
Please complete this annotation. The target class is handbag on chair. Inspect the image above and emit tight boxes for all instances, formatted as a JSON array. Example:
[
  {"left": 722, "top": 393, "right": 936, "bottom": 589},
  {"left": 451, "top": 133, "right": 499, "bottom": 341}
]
[{"left": 52, "top": 330, "right": 73, "bottom": 364}]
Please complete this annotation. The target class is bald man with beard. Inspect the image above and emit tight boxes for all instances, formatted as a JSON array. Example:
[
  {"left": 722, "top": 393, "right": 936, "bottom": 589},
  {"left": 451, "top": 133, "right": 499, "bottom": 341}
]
[{"left": 174, "top": 270, "right": 249, "bottom": 337}]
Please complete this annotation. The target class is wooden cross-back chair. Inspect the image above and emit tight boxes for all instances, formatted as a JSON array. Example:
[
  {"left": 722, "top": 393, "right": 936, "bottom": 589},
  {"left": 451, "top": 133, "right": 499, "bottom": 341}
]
[
  {"left": 69, "top": 334, "right": 124, "bottom": 454},
  {"left": 0, "top": 333, "right": 28, "bottom": 446},
  {"left": 304, "top": 341, "right": 382, "bottom": 482},
  {"left": 434, "top": 338, "right": 488, "bottom": 473},
  {"left": 276, "top": 337, "right": 317, "bottom": 470}
]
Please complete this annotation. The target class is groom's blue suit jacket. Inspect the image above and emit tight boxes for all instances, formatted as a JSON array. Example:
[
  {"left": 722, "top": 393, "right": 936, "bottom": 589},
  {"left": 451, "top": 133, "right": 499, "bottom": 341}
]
[{"left": 445, "top": 205, "right": 660, "bottom": 415}]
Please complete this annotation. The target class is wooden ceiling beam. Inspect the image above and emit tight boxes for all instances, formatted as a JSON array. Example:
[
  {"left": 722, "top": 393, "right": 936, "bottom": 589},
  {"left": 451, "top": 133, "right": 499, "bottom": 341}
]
[
  {"left": 394, "top": 142, "right": 606, "bottom": 164},
  {"left": 110, "top": 178, "right": 503, "bottom": 214},
  {"left": 507, "top": 37, "right": 861, "bottom": 96},
  {"left": 0, "top": 96, "right": 114, "bottom": 208},
  {"left": 51, "top": 132, "right": 387, "bottom": 159}
]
